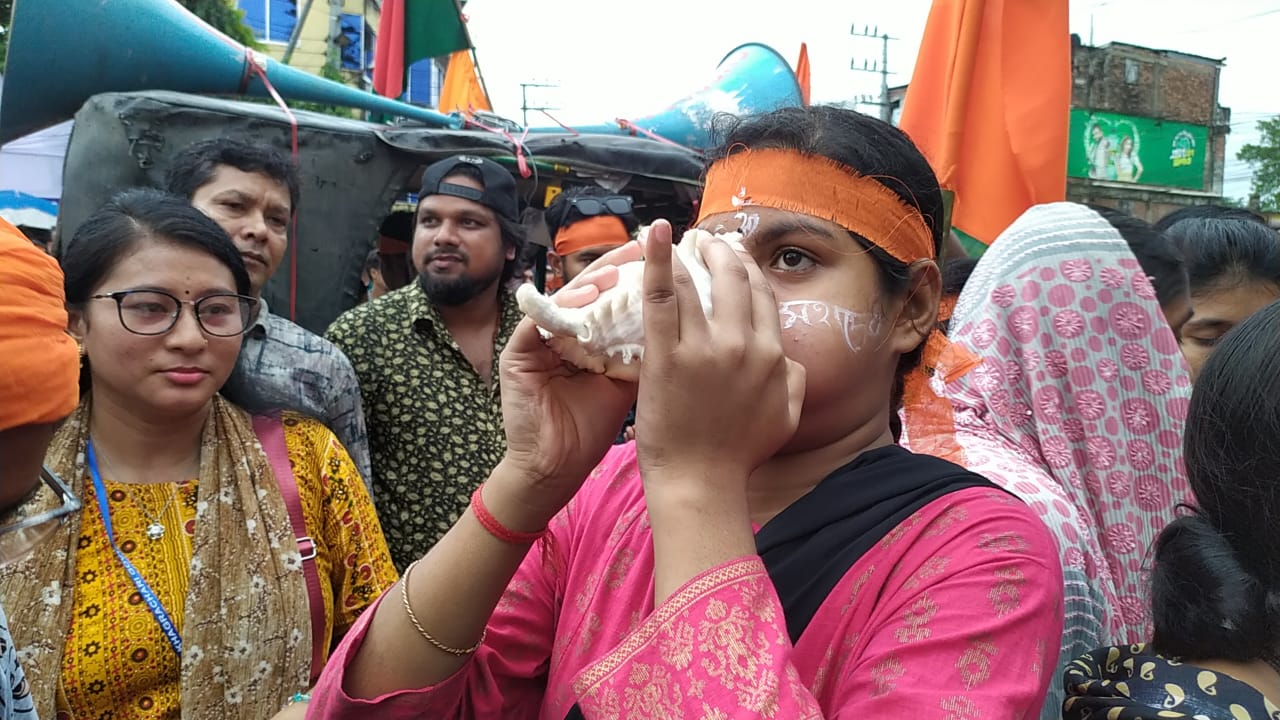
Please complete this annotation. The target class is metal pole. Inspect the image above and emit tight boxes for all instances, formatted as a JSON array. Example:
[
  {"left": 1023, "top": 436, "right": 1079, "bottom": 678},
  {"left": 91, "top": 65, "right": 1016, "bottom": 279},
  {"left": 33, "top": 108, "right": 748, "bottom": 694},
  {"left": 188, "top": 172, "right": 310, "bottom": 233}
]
[
  {"left": 282, "top": 0, "right": 317, "bottom": 65},
  {"left": 880, "top": 33, "right": 891, "bottom": 122},
  {"left": 470, "top": 48, "right": 494, "bottom": 111},
  {"left": 851, "top": 24, "right": 895, "bottom": 120},
  {"left": 519, "top": 82, "right": 558, "bottom": 128}
]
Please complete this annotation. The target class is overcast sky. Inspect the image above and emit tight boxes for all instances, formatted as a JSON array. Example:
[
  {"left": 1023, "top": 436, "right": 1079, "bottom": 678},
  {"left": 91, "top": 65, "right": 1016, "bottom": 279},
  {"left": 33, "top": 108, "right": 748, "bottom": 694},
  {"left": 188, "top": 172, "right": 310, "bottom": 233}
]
[{"left": 464, "top": 0, "right": 1278, "bottom": 202}]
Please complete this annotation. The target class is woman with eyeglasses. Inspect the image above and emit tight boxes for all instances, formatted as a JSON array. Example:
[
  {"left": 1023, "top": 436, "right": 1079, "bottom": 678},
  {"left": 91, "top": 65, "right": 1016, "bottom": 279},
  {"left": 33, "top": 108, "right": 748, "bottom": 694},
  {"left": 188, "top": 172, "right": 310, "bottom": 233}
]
[
  {"left": 0, "top": 189, "right": 397, "bottom": 720},
  {"left": 0, "top": 217, "right": 84, "bottom": 719}
]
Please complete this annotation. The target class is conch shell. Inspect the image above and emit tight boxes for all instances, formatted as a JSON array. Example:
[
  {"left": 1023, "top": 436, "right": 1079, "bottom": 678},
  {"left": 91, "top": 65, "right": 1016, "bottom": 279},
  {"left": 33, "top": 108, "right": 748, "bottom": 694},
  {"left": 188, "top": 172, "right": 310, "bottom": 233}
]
[{"left": 515, "top": 227, "right": 745, "bottom": 380}]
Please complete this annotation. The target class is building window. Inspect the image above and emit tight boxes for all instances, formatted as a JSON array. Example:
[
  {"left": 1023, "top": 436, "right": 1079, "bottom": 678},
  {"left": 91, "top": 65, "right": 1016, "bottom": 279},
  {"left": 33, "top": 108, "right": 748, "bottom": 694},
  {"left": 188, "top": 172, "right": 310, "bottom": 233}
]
[
  {"left": 406, "top": 58, "right": 443, "bottom": 107},
  {"left": 338, "top": 13, "right": 364, "bottom": 71},
  {"left": 238, "top": 0, "right": 298, "bottom": 44},
  {"left": 1124, "top": 59, "right": 1139, "bottom": 85}
]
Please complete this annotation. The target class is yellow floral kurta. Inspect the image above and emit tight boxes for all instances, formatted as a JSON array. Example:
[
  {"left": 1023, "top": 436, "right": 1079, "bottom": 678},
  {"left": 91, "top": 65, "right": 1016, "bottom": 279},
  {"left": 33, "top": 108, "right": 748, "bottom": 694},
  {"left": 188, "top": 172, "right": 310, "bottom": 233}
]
[{"left": 58, "top": 416, "right": 398, "bottom": 719}]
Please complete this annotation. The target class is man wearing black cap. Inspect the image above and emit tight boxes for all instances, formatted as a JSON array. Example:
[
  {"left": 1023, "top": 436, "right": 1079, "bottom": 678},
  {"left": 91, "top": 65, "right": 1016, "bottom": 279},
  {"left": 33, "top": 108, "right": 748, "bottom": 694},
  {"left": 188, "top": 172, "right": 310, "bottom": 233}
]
[{"left": 326, "top": 155, "right": 526, "bottom": 569}]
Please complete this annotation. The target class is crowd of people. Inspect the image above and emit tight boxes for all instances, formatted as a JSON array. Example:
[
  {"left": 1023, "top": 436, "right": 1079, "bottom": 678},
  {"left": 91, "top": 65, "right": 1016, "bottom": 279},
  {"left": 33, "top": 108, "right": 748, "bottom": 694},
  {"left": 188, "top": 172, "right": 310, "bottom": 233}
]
[{"left": 0, "top": 103, "right": 1279, "bottom": 719}]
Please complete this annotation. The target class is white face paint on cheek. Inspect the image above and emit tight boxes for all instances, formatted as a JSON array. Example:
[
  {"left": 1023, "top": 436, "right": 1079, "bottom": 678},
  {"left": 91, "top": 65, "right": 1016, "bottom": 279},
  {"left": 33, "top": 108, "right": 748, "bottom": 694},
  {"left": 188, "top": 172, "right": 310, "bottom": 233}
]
[{"left": 777, "top": 300, "right": 884, "bottom": 354}]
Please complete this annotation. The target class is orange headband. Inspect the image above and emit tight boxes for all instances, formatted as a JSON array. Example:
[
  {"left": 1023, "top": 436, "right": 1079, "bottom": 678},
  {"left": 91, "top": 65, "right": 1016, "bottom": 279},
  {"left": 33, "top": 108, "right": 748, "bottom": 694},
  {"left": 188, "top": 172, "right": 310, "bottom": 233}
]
[
  {"left": 700, "top": 150, "right": 977, "bottom": 430},
  {"left": 553, "top": 215, "right": 631, "bottom": 256},
  {"left": 0, "top": 219, "right": 80, "bottom": 431},
  {"left": 697, "top": 148, "right": 935, "bottom": 263}
]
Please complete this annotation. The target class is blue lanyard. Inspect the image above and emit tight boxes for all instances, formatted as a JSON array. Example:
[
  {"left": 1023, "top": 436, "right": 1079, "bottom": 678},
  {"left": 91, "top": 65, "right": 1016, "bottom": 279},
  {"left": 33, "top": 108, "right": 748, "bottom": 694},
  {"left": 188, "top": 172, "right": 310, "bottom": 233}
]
[{"left": 86, "top": 440, "right": 183, "bottom": 658}]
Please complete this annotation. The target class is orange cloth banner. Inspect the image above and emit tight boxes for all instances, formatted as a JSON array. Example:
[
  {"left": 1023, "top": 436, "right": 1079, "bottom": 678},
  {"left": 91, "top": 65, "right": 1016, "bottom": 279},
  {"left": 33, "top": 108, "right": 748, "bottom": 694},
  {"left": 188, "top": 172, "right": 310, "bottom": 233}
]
[
  {"left": 438, "top": 49, "right": 492, "bottom": 115},
  {"left": 898, "top": 0, "right": 1070, "bottom": 247},
  {"left": 796, "top": 43, "right": 811, "bottom": 106}
]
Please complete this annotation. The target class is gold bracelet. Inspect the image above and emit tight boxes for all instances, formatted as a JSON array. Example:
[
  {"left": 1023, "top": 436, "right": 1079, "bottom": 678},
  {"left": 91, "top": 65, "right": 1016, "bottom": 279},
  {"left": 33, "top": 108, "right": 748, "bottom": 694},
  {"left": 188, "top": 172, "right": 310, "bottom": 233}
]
[{"left": 399, "top": 559, "right": 486, "bottom": 656}]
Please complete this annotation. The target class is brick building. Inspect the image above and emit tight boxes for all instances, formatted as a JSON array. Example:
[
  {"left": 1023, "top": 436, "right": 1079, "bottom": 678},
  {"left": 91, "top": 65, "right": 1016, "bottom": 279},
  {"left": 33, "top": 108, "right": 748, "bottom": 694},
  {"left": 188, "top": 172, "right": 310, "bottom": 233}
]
[
  {"left": 882, "top": 37, "right": 1232, "bottom": 224},
  {"left": 1067, "top": 37, "right": 1231, "bottom": 222}
]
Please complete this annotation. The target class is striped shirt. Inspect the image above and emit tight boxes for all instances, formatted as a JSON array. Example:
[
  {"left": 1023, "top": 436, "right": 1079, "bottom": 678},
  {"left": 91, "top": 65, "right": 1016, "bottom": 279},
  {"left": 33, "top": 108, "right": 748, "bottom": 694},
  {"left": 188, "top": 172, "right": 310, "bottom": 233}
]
[{"left": 222, "top": 303, "right": 373, "bottom": 490}]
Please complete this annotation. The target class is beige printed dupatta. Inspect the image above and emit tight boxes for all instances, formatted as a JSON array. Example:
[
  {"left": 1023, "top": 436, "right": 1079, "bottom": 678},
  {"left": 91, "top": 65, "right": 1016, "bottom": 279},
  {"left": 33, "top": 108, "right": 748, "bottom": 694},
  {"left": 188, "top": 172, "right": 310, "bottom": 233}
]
[{"left": 0, "top": 396, "right": 311, "bottom": 719}]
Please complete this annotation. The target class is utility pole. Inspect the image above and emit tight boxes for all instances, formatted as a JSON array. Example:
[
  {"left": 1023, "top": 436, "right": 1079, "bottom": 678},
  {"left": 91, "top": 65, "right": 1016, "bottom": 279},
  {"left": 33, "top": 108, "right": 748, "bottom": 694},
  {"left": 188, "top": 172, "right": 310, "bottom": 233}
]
[
  {"left": 520, "top": 82, "right": 559, "bottom": 128},
  {"left": 281, "top": 0, "right": 317, "bottom": 65},
  {"left": 850, "top": 24, "right": 895, "bottom": 123}
]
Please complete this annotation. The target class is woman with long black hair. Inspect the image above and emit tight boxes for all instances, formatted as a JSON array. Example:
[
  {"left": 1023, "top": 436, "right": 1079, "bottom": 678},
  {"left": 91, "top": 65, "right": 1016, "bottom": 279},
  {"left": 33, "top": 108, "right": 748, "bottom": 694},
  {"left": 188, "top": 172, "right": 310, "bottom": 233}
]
[{"left": 1065, "top": 299, "right": 1280, "bottom": 717}]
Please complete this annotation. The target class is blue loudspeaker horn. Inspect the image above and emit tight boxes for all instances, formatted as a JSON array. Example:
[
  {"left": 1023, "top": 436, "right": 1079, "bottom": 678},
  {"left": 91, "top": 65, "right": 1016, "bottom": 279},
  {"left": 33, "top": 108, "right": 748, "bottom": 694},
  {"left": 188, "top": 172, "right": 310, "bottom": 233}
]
[
  {"left": 0, "top": 0, "right": 466, "bottom": 143},
  {"left": 528, "top": 42, "right": 804, "bottom": 151}
]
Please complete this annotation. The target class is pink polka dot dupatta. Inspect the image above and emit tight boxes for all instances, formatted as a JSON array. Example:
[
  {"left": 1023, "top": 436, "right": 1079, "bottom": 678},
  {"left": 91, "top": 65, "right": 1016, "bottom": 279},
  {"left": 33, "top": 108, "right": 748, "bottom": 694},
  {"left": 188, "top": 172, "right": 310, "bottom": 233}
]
[{"left": 937, "top": 202, "right": 1195, "bottom": 712}]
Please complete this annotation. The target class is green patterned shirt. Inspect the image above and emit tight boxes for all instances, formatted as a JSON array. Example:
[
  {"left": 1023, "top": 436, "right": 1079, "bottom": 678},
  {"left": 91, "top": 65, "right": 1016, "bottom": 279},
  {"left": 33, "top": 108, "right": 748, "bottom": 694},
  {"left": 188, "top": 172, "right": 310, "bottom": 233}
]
[{"left": 325, "top": 284, "right": 521, "bottom": 570}]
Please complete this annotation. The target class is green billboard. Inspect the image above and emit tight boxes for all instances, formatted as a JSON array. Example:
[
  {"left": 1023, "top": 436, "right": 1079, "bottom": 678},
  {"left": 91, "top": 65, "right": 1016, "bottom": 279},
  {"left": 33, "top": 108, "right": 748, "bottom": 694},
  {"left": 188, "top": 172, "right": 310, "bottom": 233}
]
[{"left": 1068, "top": 109, "right": 1209, "bottom": 191}]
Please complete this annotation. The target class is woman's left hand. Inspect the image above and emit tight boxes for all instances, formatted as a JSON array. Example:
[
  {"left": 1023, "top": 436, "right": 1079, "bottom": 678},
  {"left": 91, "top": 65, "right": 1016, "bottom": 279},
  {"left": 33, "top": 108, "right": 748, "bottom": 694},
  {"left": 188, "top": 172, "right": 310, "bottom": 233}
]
[{"left": 634, "top": 222, "right": 806, "bottom": 498}]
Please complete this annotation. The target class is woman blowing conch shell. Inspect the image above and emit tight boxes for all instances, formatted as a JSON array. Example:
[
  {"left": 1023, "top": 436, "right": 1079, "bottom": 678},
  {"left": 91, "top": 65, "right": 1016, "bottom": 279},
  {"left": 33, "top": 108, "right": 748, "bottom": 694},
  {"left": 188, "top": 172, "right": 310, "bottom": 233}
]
[
  {"left": 515, "top": 226, "right": 743, "bottom": 381},
  {"left": 309, "top": 104, "right": 1062, "bottom": 719}
]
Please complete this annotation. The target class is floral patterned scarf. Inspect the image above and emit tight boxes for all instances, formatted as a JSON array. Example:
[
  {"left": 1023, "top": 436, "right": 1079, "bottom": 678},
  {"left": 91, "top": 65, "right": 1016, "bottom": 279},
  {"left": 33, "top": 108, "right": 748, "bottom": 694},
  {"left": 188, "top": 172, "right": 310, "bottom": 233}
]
[
  {"left": 0, "top": 396, "right": 311, "bottom": 719},
  {"left": 937, "top": 203, "right": 1195, "bottom": 717}
]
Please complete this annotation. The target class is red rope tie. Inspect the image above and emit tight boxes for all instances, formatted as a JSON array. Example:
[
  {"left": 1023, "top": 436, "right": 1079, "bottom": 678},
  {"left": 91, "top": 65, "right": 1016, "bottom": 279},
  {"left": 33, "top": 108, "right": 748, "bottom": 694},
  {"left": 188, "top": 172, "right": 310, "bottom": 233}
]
[
  {"left": 537, "top": 109, "right": 580, "bottom": 136},
  {"left": 615, "top": 118, "right": 694, "bottom": 153},
  {"left": 243, "top": 50, "right": 301, "bottom": 320},
  {"left": 467, "top": 118, "right": 533, "bottom": 178}
]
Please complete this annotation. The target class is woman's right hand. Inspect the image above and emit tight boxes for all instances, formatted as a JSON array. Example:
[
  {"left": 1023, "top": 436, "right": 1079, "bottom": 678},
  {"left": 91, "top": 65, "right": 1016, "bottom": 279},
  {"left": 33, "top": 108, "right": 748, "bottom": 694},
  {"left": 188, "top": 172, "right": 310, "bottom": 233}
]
[{"left": 486, "top": 241, "right": 646, "bottom": 530}]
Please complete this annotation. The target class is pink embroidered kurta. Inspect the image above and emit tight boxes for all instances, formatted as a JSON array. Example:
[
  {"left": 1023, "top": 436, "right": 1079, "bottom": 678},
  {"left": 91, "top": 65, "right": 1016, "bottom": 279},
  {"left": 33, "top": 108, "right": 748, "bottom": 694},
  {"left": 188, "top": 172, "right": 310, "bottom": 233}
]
[
  {"left": 310, "top": 443, "right": 1064, "bottom": 719},
  {"left": 933, "top": 203, "right": 1195, "bottom": 718}
]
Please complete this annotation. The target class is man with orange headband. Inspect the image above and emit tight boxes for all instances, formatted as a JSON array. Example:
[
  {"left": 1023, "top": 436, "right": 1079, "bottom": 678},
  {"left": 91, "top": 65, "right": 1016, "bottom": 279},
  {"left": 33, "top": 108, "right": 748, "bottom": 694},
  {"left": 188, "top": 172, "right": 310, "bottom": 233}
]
[
  {"left": 544, "top": 186, "right": 640, "bottom": 441},
  {"left": 0, "top": 218, "right": 82, "bottom": 719},
  {"left": 544, "top": 187, "right": 640, "bottom": 287}
]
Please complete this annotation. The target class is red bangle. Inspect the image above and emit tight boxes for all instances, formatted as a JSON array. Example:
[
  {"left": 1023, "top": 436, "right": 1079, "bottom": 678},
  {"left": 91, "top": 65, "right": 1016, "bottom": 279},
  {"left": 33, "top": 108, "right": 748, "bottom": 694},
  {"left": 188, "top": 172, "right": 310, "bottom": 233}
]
[{"left": 470, "top": 486, "right": 546, "bottom": 545}]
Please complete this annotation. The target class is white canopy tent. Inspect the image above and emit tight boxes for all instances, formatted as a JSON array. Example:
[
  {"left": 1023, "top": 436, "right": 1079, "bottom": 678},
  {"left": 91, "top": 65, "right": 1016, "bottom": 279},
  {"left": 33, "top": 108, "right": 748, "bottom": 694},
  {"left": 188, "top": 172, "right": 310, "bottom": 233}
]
[{"left": 0, "top": 117, "right": 72, "bottom": 201}]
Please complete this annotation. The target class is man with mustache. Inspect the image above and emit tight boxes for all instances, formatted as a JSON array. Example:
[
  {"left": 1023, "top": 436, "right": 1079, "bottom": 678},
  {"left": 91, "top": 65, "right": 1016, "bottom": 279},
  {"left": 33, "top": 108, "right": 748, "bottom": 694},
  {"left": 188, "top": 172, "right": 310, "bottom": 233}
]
[
  {"left": 164, "top": 139, "right": 373, "bottom": 488},
  {"left": 326, "top": 156, "right": 526, "bottom": 569}
]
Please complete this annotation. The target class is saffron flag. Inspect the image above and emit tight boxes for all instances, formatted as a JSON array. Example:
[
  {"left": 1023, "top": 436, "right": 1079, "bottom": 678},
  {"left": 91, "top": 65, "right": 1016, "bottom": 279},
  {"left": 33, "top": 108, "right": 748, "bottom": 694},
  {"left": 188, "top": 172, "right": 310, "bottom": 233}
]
[
  {"left": 373, "top": 0, "right": 472, "bottom": 99},
  {"left": 438, "top": 49, "right": 492, "bottom": 115},
  {"left": 898, "top": 0, "right": 1070, "bottom": 252},
  {"left": 796, "top": 43, "right": 811, "bottom": 106}
]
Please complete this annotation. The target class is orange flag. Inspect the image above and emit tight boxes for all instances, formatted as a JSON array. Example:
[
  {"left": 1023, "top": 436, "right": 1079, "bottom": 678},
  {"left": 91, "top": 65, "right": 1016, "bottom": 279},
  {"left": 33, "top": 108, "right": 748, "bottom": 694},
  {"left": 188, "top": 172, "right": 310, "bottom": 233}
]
[
  {"left": 898, "top": 0, "right": 1070, "bottom": 249},
  {"left": 795, "top": 43, "right": 811, "bottom": 106},
  {"left": 438, "top": 49, "right": 492, "bottom": 115}
]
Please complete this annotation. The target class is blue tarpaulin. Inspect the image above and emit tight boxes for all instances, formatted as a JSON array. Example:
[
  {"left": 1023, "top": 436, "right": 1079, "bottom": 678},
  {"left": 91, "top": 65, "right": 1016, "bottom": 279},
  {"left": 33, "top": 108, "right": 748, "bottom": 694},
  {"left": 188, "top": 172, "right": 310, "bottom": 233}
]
[{"left": 0, "top": 190, "right": 58, "bottom": 229}]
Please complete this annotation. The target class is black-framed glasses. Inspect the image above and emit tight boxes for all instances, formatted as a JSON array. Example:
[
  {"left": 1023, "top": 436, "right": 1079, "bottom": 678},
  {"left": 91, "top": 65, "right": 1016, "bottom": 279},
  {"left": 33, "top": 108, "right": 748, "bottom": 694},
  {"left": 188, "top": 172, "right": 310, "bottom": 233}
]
[
  {"left": 90, "top": 290, "right": 258, "bottom": 337},
  {"left": 569, "top": 196, "right": 633, "bottom": 217},
  {"left": 0, "top": 466, "right": 82, "bottom": 564}
]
